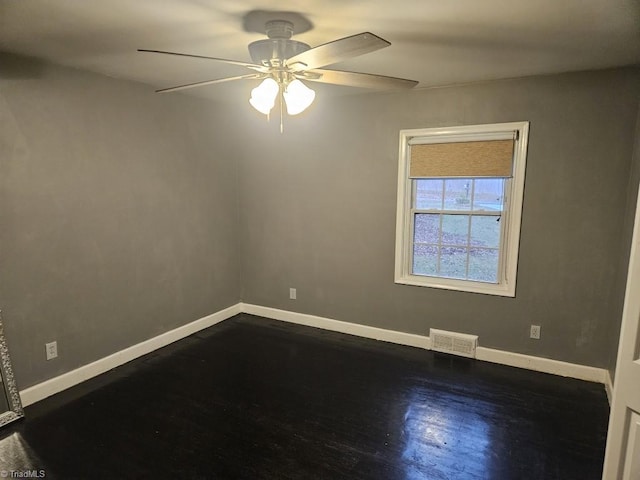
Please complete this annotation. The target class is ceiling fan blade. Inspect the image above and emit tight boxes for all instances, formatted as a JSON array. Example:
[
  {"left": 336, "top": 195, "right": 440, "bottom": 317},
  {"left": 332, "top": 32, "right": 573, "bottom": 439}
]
[
  {"left": 302, "top": 69, "right": 418, "bottom": 90},
  {"left": 285, "top": 32, "right": 390, "bottom": 71},
  {"left": 156, "top": 73, "right": 263, "bottom": 94},
  {"left": 138, "top": 49, "right": 267, "bottom": 72}
]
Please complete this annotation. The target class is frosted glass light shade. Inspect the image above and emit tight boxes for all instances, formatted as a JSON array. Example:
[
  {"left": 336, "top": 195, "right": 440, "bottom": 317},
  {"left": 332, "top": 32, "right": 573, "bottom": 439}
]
[
  {"left": 283, "top": 79, "right": 315, "bottom": 115},
  {"left": 249, "top": 78, "right": 279, "bottom": 115}
]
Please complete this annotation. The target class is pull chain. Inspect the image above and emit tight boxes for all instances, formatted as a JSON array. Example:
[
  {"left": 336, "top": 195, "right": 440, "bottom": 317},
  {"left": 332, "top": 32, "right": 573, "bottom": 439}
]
[{"left": 279, "top": 88, "right": 284, "bottom": 134}]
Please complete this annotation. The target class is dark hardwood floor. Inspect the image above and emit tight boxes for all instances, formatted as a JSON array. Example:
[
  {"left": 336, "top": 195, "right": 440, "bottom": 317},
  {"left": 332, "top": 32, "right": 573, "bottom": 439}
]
[{"left": 1, "top": 314, "right": 609, "bottom": 479}]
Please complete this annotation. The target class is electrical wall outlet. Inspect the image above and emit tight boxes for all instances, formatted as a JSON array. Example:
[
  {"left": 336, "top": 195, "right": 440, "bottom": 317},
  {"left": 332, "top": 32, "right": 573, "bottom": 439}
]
[
  {"left": 289, "top": 288, "right": 297, "bottom": 300},
  {"left": 530, "top": 325, "right": 541, "bottom": 340},
  {"left": 46, "top": 341, "right": 58, "bottom": 360}
]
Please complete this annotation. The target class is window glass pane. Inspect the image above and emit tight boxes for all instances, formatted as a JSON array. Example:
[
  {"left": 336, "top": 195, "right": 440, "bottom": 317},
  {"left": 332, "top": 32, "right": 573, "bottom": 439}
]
[
  {"left": 415, "top": 179, "right": 443, "bottom": 209},
  {"left": 413, "top": 245, "right": 438, "bottom": 276},
  {"left": 414, "top": 214, "right": 440, "bottom": 244},
  {"left": 443, "top": 179, "right": 472, "bottom": 211},
  {"left": 473, "top": 179, "right": 504, "bottom": 211},
  {"left": 470, "top": 216, "right": 501, "bottom": 248},
  {"left": 441, "top": 214, "right": 469, "bottom": 247},
  {"left": 468, "top": 248, "right": 499, "bottom": 283},
  {"left": 440, "top": 247, "right": 467, "bottom": 279}
]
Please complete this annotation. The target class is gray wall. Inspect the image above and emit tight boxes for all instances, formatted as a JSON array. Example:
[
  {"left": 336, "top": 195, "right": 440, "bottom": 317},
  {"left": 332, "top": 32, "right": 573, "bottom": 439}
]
[
  {"left": 237, "top": 67, "right": 640, "bottom": 369},
  {"left": 2, "top": 56, "right": 637, "bottom": 391},
  {"left": 0, "top": 55, "right": 241, "bottom": 388}
]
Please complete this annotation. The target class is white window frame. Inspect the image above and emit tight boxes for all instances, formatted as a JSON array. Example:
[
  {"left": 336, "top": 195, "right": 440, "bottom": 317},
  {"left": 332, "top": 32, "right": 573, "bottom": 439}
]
[{"left": 394, "top": 121, "right": 529, "bottom": 297}]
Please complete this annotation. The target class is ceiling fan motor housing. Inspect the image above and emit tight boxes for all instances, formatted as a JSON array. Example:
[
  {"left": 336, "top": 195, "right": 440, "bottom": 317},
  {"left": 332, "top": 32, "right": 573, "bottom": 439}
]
[{"left": 248, "top": 20, "right": 310, "bottom": 66}]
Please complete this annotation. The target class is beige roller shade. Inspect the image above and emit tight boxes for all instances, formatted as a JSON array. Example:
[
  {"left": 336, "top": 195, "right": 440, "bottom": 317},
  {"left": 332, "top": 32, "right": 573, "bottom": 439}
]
[{"left": 410, "top": 139, "right": 514, "bottom": 178}]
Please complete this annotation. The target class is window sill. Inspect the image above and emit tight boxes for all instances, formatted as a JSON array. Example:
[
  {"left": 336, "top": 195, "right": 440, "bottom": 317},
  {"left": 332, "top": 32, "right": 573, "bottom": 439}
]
[{"left": 395, "top": 274, "right": 516, "bottom": 297}]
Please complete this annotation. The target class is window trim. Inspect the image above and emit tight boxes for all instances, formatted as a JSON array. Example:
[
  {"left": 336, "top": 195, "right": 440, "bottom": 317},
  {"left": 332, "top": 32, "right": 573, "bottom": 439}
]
[{"left": 394, "top": 122, "right": 529, "bottom": 297}]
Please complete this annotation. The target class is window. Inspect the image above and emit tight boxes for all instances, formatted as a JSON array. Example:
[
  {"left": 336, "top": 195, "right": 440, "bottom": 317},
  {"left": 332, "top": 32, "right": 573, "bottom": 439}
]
[{"left": 395, "top": 122, "right": 529, "bottom": 296}]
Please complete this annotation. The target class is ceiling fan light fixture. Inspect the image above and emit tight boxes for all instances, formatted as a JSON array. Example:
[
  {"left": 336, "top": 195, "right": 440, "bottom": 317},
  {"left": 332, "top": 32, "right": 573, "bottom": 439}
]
[
  {"left": 249, "top": 77, "right": 279, "bottom": 114},
  {"left": 142, "top": 19, "right": 418, "bottom": 123},
  {"left": 283, "top": 79, "right": 315, "bottom": 115}
]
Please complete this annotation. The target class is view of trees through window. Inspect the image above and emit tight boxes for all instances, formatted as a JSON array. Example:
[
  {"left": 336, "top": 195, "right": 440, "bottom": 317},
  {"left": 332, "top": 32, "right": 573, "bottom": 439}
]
[{"left": 412, "top": 178, "right": 505, "bottom": 283}]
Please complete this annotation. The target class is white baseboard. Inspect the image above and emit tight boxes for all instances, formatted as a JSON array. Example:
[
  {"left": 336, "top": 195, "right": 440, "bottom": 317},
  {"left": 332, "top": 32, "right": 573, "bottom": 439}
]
[
  {"left": 241, "top": 303, "right": 609, "bottom": 386},
  {"left": 19, "top": 303, "right": 242, "bottom": 407},
  {"left": 20, "top": 301, "right": 611, "bottom": 408},
  {"left": 241, "top": 304, "right": 430, "bottom": 350},
  {"left": 604, "top": 370, "right": 613, "bottom": 405},
  {"left": 475, "top": 346, "right": 608, "bottom": 384}
]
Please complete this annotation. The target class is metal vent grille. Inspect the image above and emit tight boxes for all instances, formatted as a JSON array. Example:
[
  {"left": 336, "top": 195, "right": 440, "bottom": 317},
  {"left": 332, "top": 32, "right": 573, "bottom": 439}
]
[{"left": 429, "top": 329, "right": 478, "bottom": 358}]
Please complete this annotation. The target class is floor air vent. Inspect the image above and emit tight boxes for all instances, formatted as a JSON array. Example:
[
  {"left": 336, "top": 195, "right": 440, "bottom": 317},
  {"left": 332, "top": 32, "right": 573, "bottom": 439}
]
[{"left": 429, "top": 329, "right": 478, "bottom": 358}]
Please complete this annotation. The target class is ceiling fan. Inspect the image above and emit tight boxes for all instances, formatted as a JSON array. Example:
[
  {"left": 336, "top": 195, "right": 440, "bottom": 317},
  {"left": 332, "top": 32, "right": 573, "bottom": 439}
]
[{"left": 139, "top": 18, "right": 418, "bottom": 130}]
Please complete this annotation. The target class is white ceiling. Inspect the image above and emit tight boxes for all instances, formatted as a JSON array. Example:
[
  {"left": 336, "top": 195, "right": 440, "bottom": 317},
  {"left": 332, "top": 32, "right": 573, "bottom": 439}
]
[{"left": 1, "top": 0, "right": 639, "bottom": 102}]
